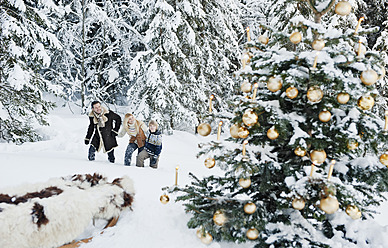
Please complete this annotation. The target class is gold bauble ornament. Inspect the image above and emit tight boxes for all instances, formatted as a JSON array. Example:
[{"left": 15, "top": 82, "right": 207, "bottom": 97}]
[
  {"left": 242, "top": 109, "right": 258, "bottom": 126},
  {"left": 258, "top": 35, "right": 269, "bottom": 45},
  {"left": 200, "top": 232, "right": 213, "bottom": 245},
  {"left": 238, "top": 127, "right": 249, "bottom": 139},
  {"left": 289, "top": 32, "right": 302, "bottom": 44},
  {"left": 307, "top": 86, "right": 324, "bottom": 103},
  {"left": 244, "top": 202, "right": 257, "bottom": 214},
  {"left": 347, "top": 140, "right": 359, "bottom": 150},
  {"left": 292, "top": 198, "right": 305, "bottom": 210},
  {"left": 335, "top": 1, "right": 352, "bottom": 16},
  {"left": 357, "top": 95, "right": 374, "bottom": 110},
  {"left": 204, "top": 158, "right": 216, "bottom": 169},
  {"left": 320, "top": 196, "right": 339, "bottom": 214},
  {"left": 267, "top": 128, "right": 279, "bottom": 140},
  {"left": 241, "top": 81, "right": 253, "bottom": 93},
  {"left": 286, "top": 86, "right": 299, "bottom": 99},
  {"left": 346, "top": 205, "right": 362, "bottom": 220},
  {"left": 294, "top": 147, "right": 307, "bottom": 157},
  {"left": 197, "top": 123, "right": 211, "bottom": 136},
  {"left": 246, "top": 228, "right": 259, "bottom": 240},
  {"left": 379, "top": 153, "right": 388, "bottom": 166},
  {"left": 239, "top": 178, "right": 251, "bottom": 188},
  {"left": 337, "top": 92, "right": 350, "bottom": 104},
  {"left": 312, "top": 39, "right": 325, "bottom": 51},
  {"left": 160, "top": 194, "right": 169, "bottom": 204},
  {"left": 310, "top": 149, "right": 326, "bottom": 165},
  {"left": 213, "top": 210, "right": 227, "bottom": 226},
  {"left": 318, "top": 110, "right": 332, "bottom": 122},
  {"left": 267, "top": 77, "right": 283, "bottom": 92},
  {"left": 360, "top": 69, "right": 378, "bottom": 86},
  {"left": 230, "top": 124, "right": 240, "bottom": 138}
]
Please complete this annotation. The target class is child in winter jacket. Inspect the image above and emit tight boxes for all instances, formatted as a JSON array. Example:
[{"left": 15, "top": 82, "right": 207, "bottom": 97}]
[{"left": 136, "top": 120, "right": 162, "bottom": 168}]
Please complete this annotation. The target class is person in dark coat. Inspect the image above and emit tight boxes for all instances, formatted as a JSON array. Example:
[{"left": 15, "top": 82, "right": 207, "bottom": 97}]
[
  {"left": 84, "top": 101, "right": 122, "bottom": 163},
  {"left": 136, "top": 120, "right": 162, "bottom": 169}
]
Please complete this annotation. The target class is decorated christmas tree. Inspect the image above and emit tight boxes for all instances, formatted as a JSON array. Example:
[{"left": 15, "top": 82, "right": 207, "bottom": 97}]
[{"left": 165, "top": 0, "right": 388, "bottom": 246}]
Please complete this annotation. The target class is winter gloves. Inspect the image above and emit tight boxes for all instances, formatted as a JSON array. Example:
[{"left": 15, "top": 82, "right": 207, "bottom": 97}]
[{"left": 85, "top": 139, "right": 89, "bottom": 145}]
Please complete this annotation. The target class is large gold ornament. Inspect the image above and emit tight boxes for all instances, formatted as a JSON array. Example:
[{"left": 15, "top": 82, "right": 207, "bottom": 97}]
[
  {"left": 292, "top": 198, "right": 305, "bottom": 210},
  {"left": 238, "top": 127, "right": 249, "bottom": 139},
  {"left": 379, "top": 153, "right": 388, "bottom": 166},
  {"left": 286, "top": 86, "right": 299, "bottom": 99},
  {"left": 290, "top": 32, "right": 302, "bottom": 44},
  {"left": 213, "top": 210, "right": 227, "bottom": 226},
  {"left": 267, "top": 77, "right": 283, "bottom": 92},
  {"left": 204, "top": 158, "right": 215, "bottom": 169},
  {"left": 267, "top": 127, "right": 279, "bottom": 140},
  {"left": 241, "top": 81, "right": 253, "bottom": 93},
  {"left": 310, "top": 150, "right": 326, "bottom": 165},
  {"left": 197, "top": 123, "right": 211, "bottom": 136},
  {"left": 346, "top": 205, "right": 361, "bottom": 220},
  {"left": 347, "top": 140, "right": 359, "bottom": 150},
  {"left": 319, "top": 110, "right": 332, "bottom": 122},
  {"left": 239, "top": 178, "right": 251, "bottom": 188},
  {"left": 312, "top": 39, "right": 325, "bottom": 51},
  {"left": 244, "top": 202, "right": 257, "bottom": 214},
  {"left": 335, "top": 1, "right": 352, "bottom": 16},
  {"left": 246, "top": 228, "right": 259, "bottom": 240},
  {"left": 242, "top": 109, "right": 258, "bottom": 126},
  {"left": 337, "top": 92, "right": 350, "bottom": 104},
  {"left": 258, "top": 35, "right": 269, "bottom": 45},
  {"left": 160, "top": 194, "right": 169, "bottom": 204},
  {"left": 320, "top": 196, "right": 339, "bottom": 214},
  {"left": 200, "top": 232, "right": 213, "bottom": 245},
  {"left": 294, "top": 147, "right": 307, "bottom": 157},
  {"left": 360, "top": 69, "right": 378, "bottom": 86},
  {"left": 230, "top": 124, "right": 240, "bottom": 138},
  {"left": 307, "top": 86, "right": 324, "bottom": 103},
  {"left": 357, "top": 95, "right": 374, "bottom": 110}
]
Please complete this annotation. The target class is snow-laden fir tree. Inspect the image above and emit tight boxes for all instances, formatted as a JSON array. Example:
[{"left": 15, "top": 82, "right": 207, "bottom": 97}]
[
  {"left": 170, "top": 0, "right": 388, "bottom": 246},
  {"left": 0, "top": 0, "right": 57, "bottom": 143}
]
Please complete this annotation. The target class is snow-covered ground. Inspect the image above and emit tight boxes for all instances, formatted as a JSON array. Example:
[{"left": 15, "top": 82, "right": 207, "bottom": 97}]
[{"left": 0, "top": 104, "right": 387, "bottom": 248}]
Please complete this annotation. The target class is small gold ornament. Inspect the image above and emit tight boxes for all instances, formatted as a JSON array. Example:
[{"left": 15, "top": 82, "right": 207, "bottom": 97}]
[
  {"left": 312, "top": 39, "right": 325, "bottom": 51},
  {"left": 307, "top": 86, "right": 323, "bottom": 103},
  {"left": 230, "top": 124, "right": 240, "bottom": 138},
  {"left": 320, "top": 196, "right": 339, "bottom": 214},
  {"left": 346, "top": 205, "right": 362, "bottom": 220},
  {"left": 242, "top": 109, "right": 258, "bottom": 126},
  {"left": 335, "top": 1, "right": 352, "bottom": 16},
  {"left": 347, "top": 140, "right": 359, "bottom": 150},
  {"left": 160, "top": 194, "right": 169, "bottom": 204},
  {"left": 360, "top": 69, "right": 378, "bottom": 86},
  {"left": 289, "top": 32, "right": 302, "bottom": 44},
  {"left": 292, "top": 198, "right": 305, "bottom": 210},
  {"left": 241, "top": 81, "right": 253, "bottom": 93},
  {"left": 294, "top": 147, "right": 307, "bottom": 157},
  {"left": 310, "top": 150, "right": 326, "bottom": 165},
  {"left": 258, "top": 35, "right": 269, "bottom": 45},
  {"left": 357, "top": 95, "right": 374, "bottom": 110},
  {"left": 204, "top": 158, "right": 216, "bottom": 169},
  {"left": 319, "top": 110, "right": 332, "bottom": 122},
  {"left": 379, "top": 153, "right": 388, "bottom": 166},
  {"left": 213, "top": 210, "right": 227, "bottom": 226},
  {"left": 267, "top": 127, "right": 279, "bottom": 140},
  {"left": 337, "top": 92, "right": 350, "bottom": 104},
  {"left": 244, "top": 202, "right": 257, "bottom": 214},
  {"left": 238, "top": 127, "right": 249, "bottom": 139},
  {"left": 246, "top": 228, "right": 259, "bottom": 240},
  {"left": 200, "top": 232, "right": 213, "bottom": 245},
  {"left": 239, "top": 178, "right": 251, "bottom": 188},
  {"left": 267, "top": 77, "right": 283, "bottom": 92},
  {"left": 286, "top": 86, "right": 299, "bottom": 99},
  {"left": 197, "top": 123, "right": 211, "bottom": 136}
]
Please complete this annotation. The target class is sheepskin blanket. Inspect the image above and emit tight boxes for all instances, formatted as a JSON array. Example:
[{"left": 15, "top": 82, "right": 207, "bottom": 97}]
[{"left": 0, "top": 173, "right": 135, "bottom": 248}]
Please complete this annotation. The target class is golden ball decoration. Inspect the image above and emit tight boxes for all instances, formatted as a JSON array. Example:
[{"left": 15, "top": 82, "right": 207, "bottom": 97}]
[
  {"left": 246, "top": 228, "right": 259, "bottom": 240},
  {"left": 346, "top": 205, "right": 362, "bottom": 220},
  {"left": 312, "top": 39, "right": 325, "bottom": 51},
  {"left": 204, "top": 158, "right": 216, "bottom": 169},
  {"left": 289, "top": 32, "right": 302, "bottom": 44},
  {"left": 379, "top": 153, "right": 388, "bottom": 166},
  {"left": 320, "top": 196, "right": 339, "bottom": 214},
  {"left": 238, "top": 127, "right": 249, "bottom": 139},
  {"left": 244, "top": 202, "right": 257, "bottom": 214},
  {"left": 292, "top": 198, "right": 305, "bottom": 210},
  {"left": 267, "top": 128, "right": 279, "bottom": 140},
  {"left": 160, "top": 194, "right": 170, "bottom": 204},
  {"left": 307, "top": 86, "right": 324, "bottom": 103},
  {"left": 360, "top": 69, "right": 378, "bottom": 86},
  {"left": 213, "top": 210, "right": 227, "bottom": 226},
  {"left": 347, "top": 140, "right": 359, "bottom": 150},
  {"left": 200, "top": 232, "right": 213, "bottom": 245},
  {"left": 357, "top": 95, "right": 374, "bottom": 110},
  {"left": 335, "top": 1, "right": 352, "bottom": 16},
  {"left": 239, "top": 178, "right": 251, "bottom": 188},
  {"left": 258, "top": 35, "right": 269, "bottom": 45},
  {"left": 294, "top": 147, "right": 307, "bottom": 157},
  {"left": 197, "top": 123, "right": 211, "bottom": 136},
  {"left": 243, "top": 109, "right": 259, "bottom": 127},
  {"left": 241, "top": 81, "right": 253, "bottom": 93},
  {"left": 337, "top": 92, "right": 350, "bottom": 104},
  {"left": 318, "top": 110, "right": 332, "bottom": 123},
  {"left": 267, "top": 77, "right": 283, "bottom": 92},
  {"left": 230, "top": 124, "right": 240, "bottom": 138},
  {"left": 310, "top": 149, "right": 326, "bottom": 165},
  {"left": 286, "top": 86, "right": 299, "bottom": 99}
]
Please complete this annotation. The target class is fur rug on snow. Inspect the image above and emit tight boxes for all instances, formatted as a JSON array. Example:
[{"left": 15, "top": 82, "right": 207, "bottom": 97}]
[{"left": 0, "top": 173, "right": 135, "bottom": 248}]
